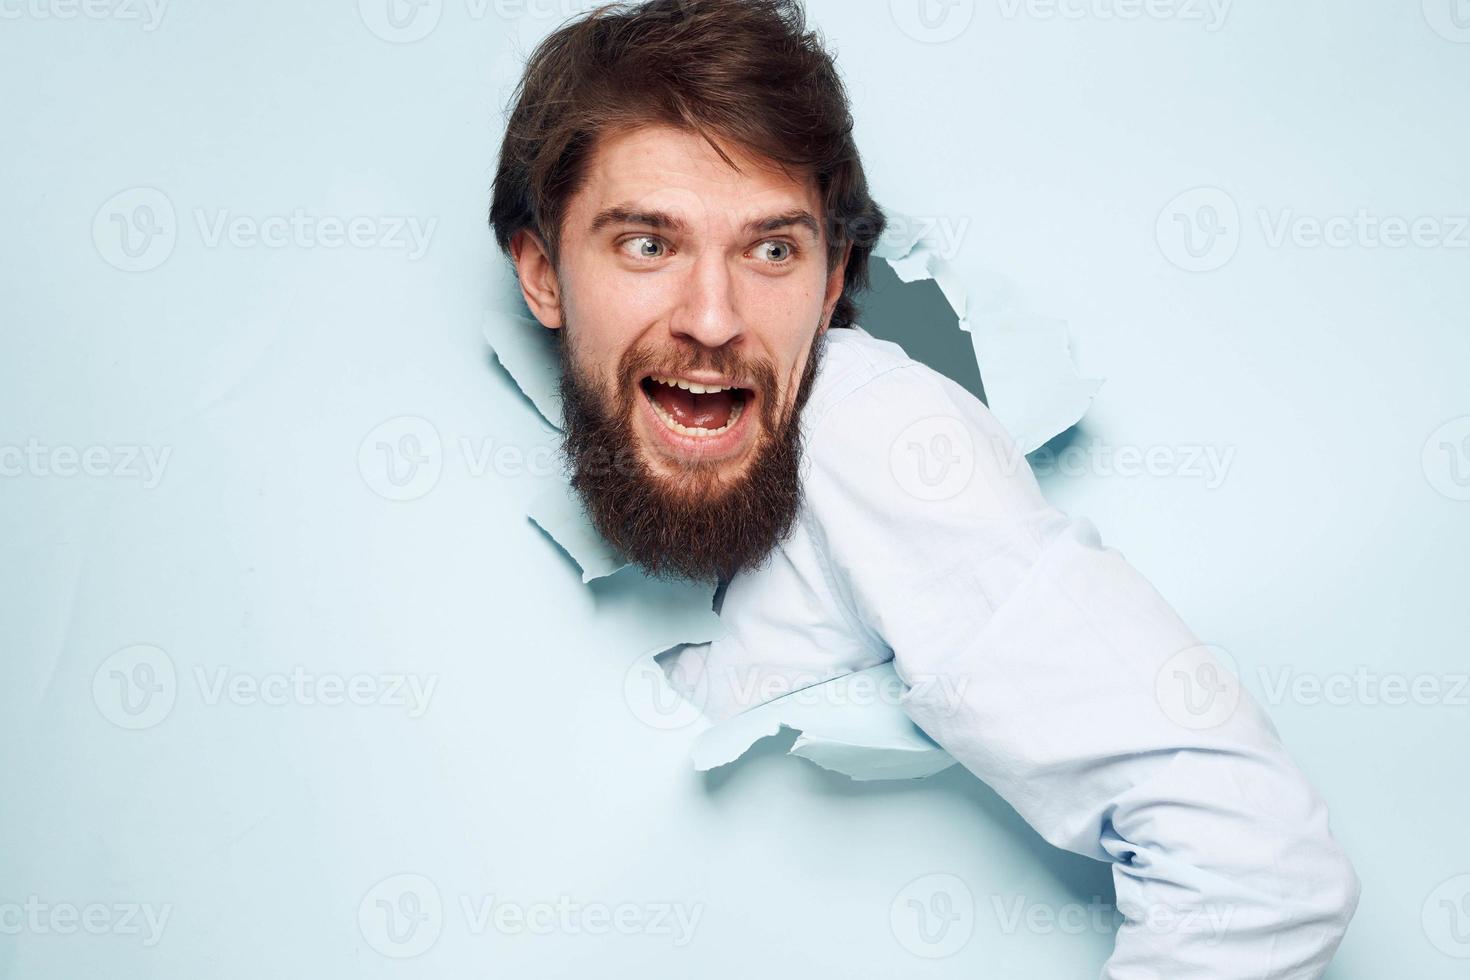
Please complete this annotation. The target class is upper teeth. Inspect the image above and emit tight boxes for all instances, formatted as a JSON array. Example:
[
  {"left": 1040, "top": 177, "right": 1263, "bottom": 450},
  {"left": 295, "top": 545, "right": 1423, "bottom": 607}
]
[{"left": 650, "top": 375, "right": 738, "bottom": 395}]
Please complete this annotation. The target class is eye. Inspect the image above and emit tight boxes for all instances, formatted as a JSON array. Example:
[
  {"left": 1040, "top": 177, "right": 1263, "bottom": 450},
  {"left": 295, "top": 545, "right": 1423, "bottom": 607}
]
[
  {"left": 620, "top": 235, "right": 669, "bottom": 261},
  {"left": 753, "top": 240, "right": 798, "bottom": 264}
]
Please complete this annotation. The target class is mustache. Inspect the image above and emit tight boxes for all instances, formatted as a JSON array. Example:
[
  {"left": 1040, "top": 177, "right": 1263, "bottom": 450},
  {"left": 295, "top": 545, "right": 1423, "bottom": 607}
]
[
  {"left": 620, "top": 344, "right": 774, "bottom": 387},
  {"left": 613, "top": 342, "right": 786, "bottom": 435}
]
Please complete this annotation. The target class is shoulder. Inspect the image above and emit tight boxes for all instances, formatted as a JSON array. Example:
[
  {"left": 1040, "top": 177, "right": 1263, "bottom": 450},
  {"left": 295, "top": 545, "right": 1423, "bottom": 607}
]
[
  {"left": 799, "top": 325, "right": 923, "bottom": 426},
  {"left": 801, "top": 325, "right": 1048, "bottom": 524}
]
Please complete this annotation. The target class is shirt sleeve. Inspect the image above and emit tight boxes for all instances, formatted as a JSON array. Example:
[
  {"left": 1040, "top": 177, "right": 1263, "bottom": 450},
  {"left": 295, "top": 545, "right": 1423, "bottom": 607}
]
[{"left": 801, "top": 362, "right": 1360, "bottom": 978}]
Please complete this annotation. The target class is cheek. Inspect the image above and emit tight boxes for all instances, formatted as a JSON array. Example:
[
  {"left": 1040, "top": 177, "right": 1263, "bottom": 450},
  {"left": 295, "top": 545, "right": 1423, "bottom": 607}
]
[
  {"left": 735, "top": 266, "right": 827, "bottom": 323},
  {"left": 727, "top": 276, "right": 823, "bottom": 385},
  {"left": 564, "top": 254, "right": 672, "bottom": 335}
]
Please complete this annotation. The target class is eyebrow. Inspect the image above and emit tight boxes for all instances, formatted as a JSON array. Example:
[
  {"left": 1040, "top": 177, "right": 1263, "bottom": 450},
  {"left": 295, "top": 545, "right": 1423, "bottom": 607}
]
[{"left": 588, "top": 205, "right": 822, "bottom": 242}]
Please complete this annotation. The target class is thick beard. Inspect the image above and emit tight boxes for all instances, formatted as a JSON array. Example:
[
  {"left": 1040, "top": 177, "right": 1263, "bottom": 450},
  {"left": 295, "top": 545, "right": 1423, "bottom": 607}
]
[{"left": 555, "top": 325, "right": 829, "bottom": 585}]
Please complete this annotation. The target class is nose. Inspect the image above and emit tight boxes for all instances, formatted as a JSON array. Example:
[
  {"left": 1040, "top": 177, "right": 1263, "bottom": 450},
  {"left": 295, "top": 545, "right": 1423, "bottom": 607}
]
[{"left": 669, "top": 250, "right": 746, "bottom": 350}]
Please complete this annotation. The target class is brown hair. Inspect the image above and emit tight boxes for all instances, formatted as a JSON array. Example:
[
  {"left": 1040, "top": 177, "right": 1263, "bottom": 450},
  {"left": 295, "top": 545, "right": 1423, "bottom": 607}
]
[{"left": 489, "top": 0, "right": 886, "bottom": 330}]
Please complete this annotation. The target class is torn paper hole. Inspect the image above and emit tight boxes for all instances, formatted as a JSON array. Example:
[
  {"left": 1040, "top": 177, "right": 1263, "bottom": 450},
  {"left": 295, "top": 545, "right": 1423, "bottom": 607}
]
[
  {"left": 871, "top": 209, "right": 1102, "bottom": 452},
  {"left": 484, "top": 207, "right": 1102, "bottom": 781}
]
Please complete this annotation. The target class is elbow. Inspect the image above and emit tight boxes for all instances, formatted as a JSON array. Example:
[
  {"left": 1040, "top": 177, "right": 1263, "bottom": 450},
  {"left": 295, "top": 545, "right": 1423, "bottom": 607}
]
[
  {"left": 1223, "top": 817, "right": 1362, "bottom": 960},
  {"left": 1263, "top": 829, "right": 1361, "bottom": 958},
  {"left": 1314, "top": 842, "right": 1362, "bottom": 943}
]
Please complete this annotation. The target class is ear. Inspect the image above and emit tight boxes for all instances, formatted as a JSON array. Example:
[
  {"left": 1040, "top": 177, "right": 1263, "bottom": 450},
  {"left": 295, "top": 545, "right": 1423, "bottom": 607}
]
[
  {"left": 510, "top": 228, "right": 564, "bottom": 330},
  {"left": 819, "top": 242, "right": 852, "bottom": 333}
]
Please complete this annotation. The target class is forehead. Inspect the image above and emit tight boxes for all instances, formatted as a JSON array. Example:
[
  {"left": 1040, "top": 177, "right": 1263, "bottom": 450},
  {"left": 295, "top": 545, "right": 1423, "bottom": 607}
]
[{"left": 569, "top": 123, "right": 821, "bottom": 233}]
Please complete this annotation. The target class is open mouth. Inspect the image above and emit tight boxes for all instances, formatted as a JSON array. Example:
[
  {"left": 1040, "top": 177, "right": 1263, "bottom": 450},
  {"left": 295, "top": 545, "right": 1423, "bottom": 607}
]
[{"left": 638, "top": 374, "right": 753, "bottom": 437}]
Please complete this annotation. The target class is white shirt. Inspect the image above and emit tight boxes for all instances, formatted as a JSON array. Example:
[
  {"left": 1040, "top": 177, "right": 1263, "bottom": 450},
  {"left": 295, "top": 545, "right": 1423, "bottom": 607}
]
[{"left": 662, "top": 324, "right": 1359, "bottom": 977}]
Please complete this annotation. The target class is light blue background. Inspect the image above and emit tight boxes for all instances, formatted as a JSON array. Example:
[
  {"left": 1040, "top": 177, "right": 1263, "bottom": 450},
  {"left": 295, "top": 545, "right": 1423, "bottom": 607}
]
[{"left": 2, "top": 1, "right": 1467, "bottom": 976}]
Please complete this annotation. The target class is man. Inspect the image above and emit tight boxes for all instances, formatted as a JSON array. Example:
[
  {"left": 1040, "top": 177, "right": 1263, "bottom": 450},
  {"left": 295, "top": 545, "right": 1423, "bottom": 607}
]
[{"left": 490, "top": 0, "right": 1360, "bottom": 974}]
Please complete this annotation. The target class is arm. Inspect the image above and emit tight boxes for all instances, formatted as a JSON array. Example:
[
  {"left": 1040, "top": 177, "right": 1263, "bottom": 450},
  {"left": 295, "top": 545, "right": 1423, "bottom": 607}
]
[{"left": 803, "top": 364, "right": 1359, "bottom": 977}]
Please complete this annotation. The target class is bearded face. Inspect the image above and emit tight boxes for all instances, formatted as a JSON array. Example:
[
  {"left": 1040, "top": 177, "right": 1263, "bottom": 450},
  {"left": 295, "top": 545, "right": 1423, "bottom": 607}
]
[
  {"left": 508, "top": 123, "right": 850, "bottom": 583},
  {"left": 555, "top": 321, "right": 828, "bottom": 583}
]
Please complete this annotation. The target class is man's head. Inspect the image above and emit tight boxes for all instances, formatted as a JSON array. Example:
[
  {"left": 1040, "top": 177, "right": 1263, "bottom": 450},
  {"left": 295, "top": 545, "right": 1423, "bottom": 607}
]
[{"left": 490, "top": 0, "right": 885, "bottom": 583}]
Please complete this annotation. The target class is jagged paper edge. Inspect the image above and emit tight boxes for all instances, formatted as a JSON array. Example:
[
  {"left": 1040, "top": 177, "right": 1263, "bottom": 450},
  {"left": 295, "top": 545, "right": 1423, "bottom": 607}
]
[
  {"left": 689, "top": 663, "right": 956, "bottom": 781},
  {"left": 874, "top": 211, "right": 1103, "bottom": 451},
  {"left": 526, "top": 481, "right": 628, "bottom": 583},
  {"left": 483, "top": 309, "right": 563, "bottom": 432}
]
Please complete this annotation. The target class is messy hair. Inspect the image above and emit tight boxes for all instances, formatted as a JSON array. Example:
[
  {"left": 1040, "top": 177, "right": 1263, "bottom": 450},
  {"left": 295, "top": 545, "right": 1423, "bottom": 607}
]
[{"left": 489, "top": 0, "right": 886, "bottom": 329}]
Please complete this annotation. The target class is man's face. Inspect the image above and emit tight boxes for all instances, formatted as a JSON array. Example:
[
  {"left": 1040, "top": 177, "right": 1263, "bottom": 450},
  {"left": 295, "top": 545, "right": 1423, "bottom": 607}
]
[{"left": 511, "top": 123, "right": 848, "bottom": 582}]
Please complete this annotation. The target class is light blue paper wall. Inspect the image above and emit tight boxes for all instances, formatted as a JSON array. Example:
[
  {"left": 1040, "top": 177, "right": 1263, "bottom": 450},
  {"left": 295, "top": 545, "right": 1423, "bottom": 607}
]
[{"left": 2, "top": 2, "right": 1467, "bottom": 977}]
